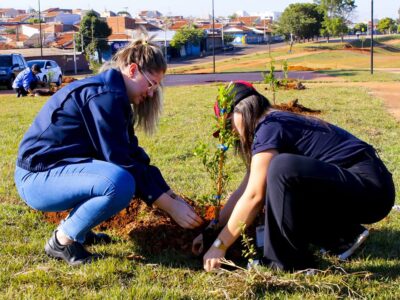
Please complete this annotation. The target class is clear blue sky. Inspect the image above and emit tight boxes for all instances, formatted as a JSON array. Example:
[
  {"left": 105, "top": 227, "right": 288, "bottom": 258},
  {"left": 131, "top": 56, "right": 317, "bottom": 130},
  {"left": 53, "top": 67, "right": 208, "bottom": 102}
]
[{"left": 1, "top": 0, "right": 398, "bottom": 22}]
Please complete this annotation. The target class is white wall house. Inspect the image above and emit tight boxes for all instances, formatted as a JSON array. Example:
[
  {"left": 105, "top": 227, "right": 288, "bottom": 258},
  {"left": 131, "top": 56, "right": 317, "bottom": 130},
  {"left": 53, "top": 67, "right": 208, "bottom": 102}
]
[
  {"left": 0, "top": 8, "right": 18, "bottom": 21},
  {"left": 21, "top": 24, "right": 40, "bottom": 37}
]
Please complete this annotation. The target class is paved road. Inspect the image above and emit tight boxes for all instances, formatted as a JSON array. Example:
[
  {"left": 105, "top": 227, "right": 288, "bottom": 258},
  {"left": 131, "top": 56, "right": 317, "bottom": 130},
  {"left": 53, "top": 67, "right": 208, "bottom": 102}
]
[{"left": 168, "top": 43, "right": 285, "bottom": 68}]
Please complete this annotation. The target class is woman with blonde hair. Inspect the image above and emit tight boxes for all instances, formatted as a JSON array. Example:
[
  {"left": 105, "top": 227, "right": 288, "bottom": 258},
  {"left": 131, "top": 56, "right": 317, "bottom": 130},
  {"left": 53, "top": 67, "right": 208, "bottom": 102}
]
[{"left": 15, "top": 36, "right": 203, "bottom": 266}]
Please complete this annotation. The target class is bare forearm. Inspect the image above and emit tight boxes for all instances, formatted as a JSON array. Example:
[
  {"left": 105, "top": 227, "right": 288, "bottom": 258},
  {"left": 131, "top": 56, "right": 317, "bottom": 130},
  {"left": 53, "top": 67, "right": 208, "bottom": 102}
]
[
  {"left": 218, "top": 195, "right": 264, "bottom": 248},
  {"left": 218, "top": 173, "right": 249, "bottom": 226},
  {"left": 153, "top": 192, "right": 173, "bottom": 212}
]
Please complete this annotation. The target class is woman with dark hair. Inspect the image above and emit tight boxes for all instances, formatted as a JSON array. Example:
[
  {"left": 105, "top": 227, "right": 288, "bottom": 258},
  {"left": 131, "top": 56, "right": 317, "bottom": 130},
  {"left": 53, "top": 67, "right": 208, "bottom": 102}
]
[
  {"left": 15, "top": 35, "right": 203, "bottom": 266},
  {"left": 194, "top": 81, "right": 395, "bottom": 272}
]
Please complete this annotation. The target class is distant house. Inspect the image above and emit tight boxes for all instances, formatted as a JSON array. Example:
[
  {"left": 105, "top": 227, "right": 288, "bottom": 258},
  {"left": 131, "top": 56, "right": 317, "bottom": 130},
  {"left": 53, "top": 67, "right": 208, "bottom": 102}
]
[
  {"left": 117, "top": 11, "right": 132, "bottom": 18},
  {"left": 44, "top": 11, "right": 81, "bottom": 25},
  {"left": 107, "top": 16, "right": 137, "bottom": 34},
  {"left": 106, "top": 16, "right": 159, "bottom": 35},
  {"left": 43, "top": 8, "right": 73, "bottom": 14},
  {"left": 101, "top": 10, "right": 116, "bottom": 18},
  {"left": 224, "top": 24, "right": 266, "bottom": 44},
  {"left": 0, "top": 32, "right": 28, "bottom": 48},
  {"left": 232, "top": 16, "right": 261, "bottom": 27},
  {"left": 51, "top": 32, "right": 75, "bottom": 49},
  {"left": 138, "top": 10, "right": 163, "bottom": 19},
  {"left": 21, "top": 24, "right": 49, "bottom": 37},
  {"left": 196, "top": 23, "right": 224, "bottom": 51},
  {"left": 169, "top": 20, "right": 190, "bottom": 31},
  {"left": 73, "top": 9, "right": 100, "bottom": 18},
  {"left": 0, "top": 8, "right": 19, "bottom": 21},
  {"left": 9, "top": 14, "right": 35, "bottom": 23}
]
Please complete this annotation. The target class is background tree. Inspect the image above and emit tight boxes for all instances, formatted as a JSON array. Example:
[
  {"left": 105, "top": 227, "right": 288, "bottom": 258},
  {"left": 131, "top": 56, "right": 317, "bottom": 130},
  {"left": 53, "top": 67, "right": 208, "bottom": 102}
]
[
  {"left": 76, "top": 10, "right": 112, "bottom": 64},
  {"left": 398, "top": 7, "right": 400, "bottom": 24},
  {"left": 223, "top": 33, "right": 235, "bottom": 45},
  {"left": 4, "top": 28, "right": 16, "bottom": 34},
  {"left": 322, "top": 17, "right": 348, "bottom": 42},
  {"left": 275, "top": 3, "right": 324, "bottom": 45},
  {"left": 353, "top": 22, "right": 368, "bottom": 34},
  {"left": 377, "top": 18, "right": 396, "bottom": 34},
  {"left": 170, "top": 25, "right": 204, "bottom": 50},
  {"left": 27, "top": 18, "right": 41, "bottom": 24},
  {"left": 314, "top": 0, "right": 356, "bottom": 19},
  {"left": 315, "top": 0, "right": 355, "bottom": 41},
  {"left": 228, "top": 13, "right": 238, "bottom": 21}
]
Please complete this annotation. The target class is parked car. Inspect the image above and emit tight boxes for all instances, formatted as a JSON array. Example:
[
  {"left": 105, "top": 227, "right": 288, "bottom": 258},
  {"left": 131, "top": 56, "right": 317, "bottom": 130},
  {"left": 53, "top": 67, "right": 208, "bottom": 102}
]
[
  {"left": 0, "top": 53, "right": 28, "bottom": 89},
  {"left": 27, "top": 60, "right": 63, "bottom": 86},
  {"left": 223, "top": 44, "right": 235, "bottom": 52}
]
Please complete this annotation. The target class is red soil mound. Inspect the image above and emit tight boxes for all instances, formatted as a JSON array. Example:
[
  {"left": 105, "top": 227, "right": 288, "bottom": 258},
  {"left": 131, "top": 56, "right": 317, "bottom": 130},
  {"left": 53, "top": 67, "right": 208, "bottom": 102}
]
[
  {"left": 288, "top": 65, "right": 329, "bottom": 71},
  {"left": 43, "top": 197, "right": 209, "bottom": 255},
  {"left": 274, "top": 99, "right": 321, "bottom": 114},
  {"left": 62, "top": 76, "right": 77, "bottom": 84},
  {"left": 42, "top": 197, "right": 253, "bottom": 258}
]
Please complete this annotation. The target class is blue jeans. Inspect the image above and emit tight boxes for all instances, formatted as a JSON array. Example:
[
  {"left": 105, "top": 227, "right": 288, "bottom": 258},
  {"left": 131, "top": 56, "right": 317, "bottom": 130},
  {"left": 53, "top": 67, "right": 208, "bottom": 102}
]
[{"left": 14, "top": 160, "right": 135, "bottom": 243}]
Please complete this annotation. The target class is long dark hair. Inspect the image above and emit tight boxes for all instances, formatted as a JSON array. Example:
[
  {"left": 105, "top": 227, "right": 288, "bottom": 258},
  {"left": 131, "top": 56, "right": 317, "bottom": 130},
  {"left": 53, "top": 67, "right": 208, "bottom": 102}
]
[{"left": 234, "top": 93, "right": 271, "bottom": 168}]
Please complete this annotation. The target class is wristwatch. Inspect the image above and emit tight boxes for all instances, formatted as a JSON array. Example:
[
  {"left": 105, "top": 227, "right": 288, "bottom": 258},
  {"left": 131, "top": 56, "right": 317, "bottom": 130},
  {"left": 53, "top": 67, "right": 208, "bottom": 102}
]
[{"left": 212, "top": 238, "right": 228, "bottom": 251}]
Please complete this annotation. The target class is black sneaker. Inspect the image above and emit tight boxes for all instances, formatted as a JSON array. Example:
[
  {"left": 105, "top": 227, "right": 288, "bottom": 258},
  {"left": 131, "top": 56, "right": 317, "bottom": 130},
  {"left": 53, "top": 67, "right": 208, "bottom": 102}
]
[
  {"left": 84, "top": 230, "right": 112, "bottom": 246},
  {"left": 320, "top": 225, "right": 369, "bottom": 261},
  {"left": 45, "top": 231, "right": 99, "bottom": 266}
]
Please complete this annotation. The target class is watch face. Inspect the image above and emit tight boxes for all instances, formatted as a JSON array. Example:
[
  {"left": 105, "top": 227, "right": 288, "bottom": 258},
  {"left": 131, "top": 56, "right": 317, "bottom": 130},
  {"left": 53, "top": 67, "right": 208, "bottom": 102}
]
[{"left": 213, "top": 239, "right": 222, "bottom": 248}]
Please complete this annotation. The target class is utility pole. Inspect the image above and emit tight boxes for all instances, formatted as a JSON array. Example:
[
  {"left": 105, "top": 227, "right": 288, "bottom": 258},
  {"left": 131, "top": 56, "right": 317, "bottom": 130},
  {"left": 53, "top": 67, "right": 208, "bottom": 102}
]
[
  {"left": 370, "top": 0, "right": 374, "bottom": 75},
  {"left": 80, "top": 33, "right": 84, "bottom": 53},
  {"left": 164, "top": 19, "right": 168, "bottom": 62},
  {"left": 73, "top": 32, "right": 77, "bottom": 74},
  {"left": 221, "top": 22, "right": 224, "bottom": 48},
  {"left": 212, "top": 0, "right": 215, "bottom": 74},
  {"left": 38, "top": 0, "right": 43, "bottom": 58},
  {"left": 263, "top": 18, "right": 266, "bottom": 43}
]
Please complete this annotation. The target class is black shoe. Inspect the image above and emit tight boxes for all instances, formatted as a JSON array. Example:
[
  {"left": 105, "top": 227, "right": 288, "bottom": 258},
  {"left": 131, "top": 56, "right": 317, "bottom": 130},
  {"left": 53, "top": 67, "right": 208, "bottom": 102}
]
[
  {"left": 320, "top": 225, "right": 369, "bottom": 260},
  {"left": 84, "top": 230, "right": 112, "bottom": 246},
  {"left": 45, "top": 231, "right": 99, "bottom": 266}
]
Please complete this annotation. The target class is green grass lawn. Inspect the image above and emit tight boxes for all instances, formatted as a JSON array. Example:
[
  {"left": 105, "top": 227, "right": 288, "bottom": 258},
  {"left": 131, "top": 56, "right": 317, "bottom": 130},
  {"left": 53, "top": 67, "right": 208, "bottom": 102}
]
[
  {"left": 169, "top": 36, "right": 400, "bottom": 75},
  {"left": 1, "top": 83, "right": 400, "bottom": 298}
]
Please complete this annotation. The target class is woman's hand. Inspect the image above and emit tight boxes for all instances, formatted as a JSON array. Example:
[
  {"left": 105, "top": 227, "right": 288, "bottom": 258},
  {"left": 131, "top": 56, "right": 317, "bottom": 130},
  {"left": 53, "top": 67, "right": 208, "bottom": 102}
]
[
  {"left": 169, "top": 196, "right": 204, "bottom": 229},
  {"left": 154, "top": 193, "right": 203, "bottom": 229},
  {"left": 203, "top": 246, "right": 226, "bottom": 272},
  {"left": 192, "top": 233, "right": 204, "bottom": 256}
]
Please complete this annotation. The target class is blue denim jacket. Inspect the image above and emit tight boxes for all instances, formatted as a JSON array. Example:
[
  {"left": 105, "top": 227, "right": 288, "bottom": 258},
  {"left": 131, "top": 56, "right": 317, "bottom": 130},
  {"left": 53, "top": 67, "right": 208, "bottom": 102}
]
[
  {"left": 12, "top": 67, "right": 38, "bottom": 91},
  {"left": 16, "top": 68, "right": 169, "bottom": 205}
]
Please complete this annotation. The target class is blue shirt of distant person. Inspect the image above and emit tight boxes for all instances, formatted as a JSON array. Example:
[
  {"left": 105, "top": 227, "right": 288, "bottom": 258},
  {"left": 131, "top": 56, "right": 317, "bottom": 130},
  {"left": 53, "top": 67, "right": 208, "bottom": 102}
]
[{"left": 12, "top": 64, "right": 41, "bottom": 97}]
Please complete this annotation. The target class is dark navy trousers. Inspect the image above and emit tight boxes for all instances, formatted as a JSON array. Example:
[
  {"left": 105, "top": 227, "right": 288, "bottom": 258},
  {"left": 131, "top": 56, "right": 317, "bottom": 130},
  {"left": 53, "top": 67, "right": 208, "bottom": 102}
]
[{"left": 263, "top": 149, "right": 395, "bottom": 271}]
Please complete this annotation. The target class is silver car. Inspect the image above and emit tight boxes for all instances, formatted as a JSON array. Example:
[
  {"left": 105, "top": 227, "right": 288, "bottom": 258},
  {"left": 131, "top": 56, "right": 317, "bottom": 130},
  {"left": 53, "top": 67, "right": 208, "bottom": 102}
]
[{"left": 27, "top": 59, "right": 63, "bottom": 86}]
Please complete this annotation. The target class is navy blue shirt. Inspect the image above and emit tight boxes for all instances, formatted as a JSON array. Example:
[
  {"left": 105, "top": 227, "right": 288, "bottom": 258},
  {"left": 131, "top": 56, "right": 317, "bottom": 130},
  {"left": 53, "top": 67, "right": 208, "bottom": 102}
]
[
  {"left": 252, "top": 111, "right": 372, "bottom": 166},
  {"left": 16, "top": 68, "right": 169, "bottom": 205}
]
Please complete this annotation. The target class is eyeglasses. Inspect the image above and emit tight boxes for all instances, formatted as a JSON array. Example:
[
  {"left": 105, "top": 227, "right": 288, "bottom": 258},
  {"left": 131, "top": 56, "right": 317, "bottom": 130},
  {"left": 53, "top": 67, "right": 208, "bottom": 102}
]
[{"left": 140, "top": 70, "right": 159, "bottom": 92}]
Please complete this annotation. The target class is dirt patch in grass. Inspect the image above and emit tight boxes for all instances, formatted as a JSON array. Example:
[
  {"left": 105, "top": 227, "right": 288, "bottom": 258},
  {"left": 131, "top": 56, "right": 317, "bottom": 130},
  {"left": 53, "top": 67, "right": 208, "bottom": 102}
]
[
  {"left": 288, "top": 65, "right": 330, "bottom": 71},
  {"left": 42, "top": 197, "right": 230, "bottom": 256},
  {"left": 274, "top": 99, "right": 321, "bottom": 114},
  {"left": 182, "top": 51, "right": 326, "bottom": 74}
]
